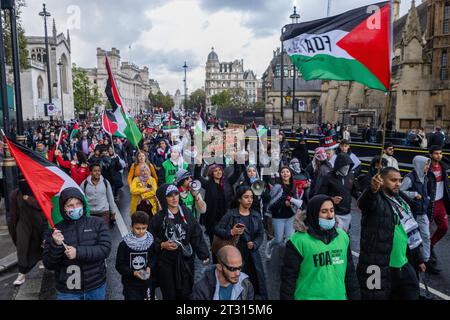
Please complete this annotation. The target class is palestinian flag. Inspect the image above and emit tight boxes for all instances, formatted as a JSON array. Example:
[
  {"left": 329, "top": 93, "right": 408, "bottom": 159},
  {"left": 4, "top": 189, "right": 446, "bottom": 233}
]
[
  {"left": 194, "top": 107, "right": 207, "bottom": 136},
  {"left": 282, "top": 1, "right": 391, "bottom": 92},
  {"left": 105, "top": 55, "right": 143, "bottom": 148},
  {"left": 2, "top": 131, "right": 89, "bottom": 229},
  {"left": 101, "top": 109, "right": 120, "bottom": 137},
  {"left": 257, "top": 125, "right": 268, "bottom": 138},
  {"left": 69, "top": 122, "right": 80, "bottom": 140}
]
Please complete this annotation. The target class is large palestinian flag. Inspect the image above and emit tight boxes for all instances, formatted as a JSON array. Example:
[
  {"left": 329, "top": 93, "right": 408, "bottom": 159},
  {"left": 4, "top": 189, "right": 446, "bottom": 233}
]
[
  {"left": 282, "top": 1, "right": 391, "bottom": 92},
  {"left": 104, "top": 55, "right": 142, "bottom": 147},
  {"left": 2, "top": 132, "right": 89, "bottom": 229}
]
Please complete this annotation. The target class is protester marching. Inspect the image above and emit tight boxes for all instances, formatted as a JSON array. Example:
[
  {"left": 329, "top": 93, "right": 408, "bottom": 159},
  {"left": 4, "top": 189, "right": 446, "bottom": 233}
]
[{"left": 2, "top": 1, "right": 450, "bottom": 304}]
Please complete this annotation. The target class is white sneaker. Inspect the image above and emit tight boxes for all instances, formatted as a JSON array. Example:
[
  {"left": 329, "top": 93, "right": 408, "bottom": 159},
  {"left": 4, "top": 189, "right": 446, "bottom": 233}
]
[
  {"left": 13, "top": 273, "right": 26, "bottom": 286},
  {"left": 265, "top": 239, "right": 273, "bottom": 259}
]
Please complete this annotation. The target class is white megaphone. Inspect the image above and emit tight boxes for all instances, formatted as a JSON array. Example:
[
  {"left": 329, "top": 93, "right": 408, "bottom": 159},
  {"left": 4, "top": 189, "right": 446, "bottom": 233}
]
[
  {"left": 251, "top": 180, "right": 265, "bottom": 196},
  {"left": 190, "top": 180, "right": 202, "bottom": 192},
  {"left": 289, "top": 198, "right": 303, "bottom": 210}
]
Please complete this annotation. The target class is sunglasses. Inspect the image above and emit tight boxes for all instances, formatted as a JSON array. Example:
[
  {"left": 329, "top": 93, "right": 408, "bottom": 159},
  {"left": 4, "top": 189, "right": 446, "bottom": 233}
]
[{"left": 219, "top": 259, "right": 244, "bottom": 272}]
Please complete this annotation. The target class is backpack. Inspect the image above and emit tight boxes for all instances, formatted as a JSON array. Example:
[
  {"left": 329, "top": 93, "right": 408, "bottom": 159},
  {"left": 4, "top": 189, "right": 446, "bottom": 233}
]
[{"left": 83, "top": 178, "right": 108, "bottom": 194}]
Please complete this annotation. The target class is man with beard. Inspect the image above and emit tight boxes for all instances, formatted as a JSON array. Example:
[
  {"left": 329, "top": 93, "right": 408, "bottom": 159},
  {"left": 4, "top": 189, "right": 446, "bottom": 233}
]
[
  {"left": 191, "top": 245, "right": 254, "bottom": 300},
  {"left": 357, "top": 167, "right": 426, "bottom": 300}
]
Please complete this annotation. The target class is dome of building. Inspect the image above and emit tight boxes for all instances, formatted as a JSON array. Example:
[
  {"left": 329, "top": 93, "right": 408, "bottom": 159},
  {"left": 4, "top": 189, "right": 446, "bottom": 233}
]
[{"left": 207, "top": 47, "right": 219, "bottom": 61}]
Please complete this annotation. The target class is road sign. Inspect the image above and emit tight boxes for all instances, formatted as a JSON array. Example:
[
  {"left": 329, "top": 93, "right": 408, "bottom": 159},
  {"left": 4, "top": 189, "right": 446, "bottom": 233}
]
[
  {"left": 298, "top": 100, "right": 306, "bottom": 112},
  {"left": 45, "top": 103, "right": 56, "bottom": 116}
]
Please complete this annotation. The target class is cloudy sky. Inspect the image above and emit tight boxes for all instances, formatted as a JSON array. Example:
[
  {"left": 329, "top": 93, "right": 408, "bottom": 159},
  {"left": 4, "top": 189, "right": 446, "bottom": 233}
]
[{"left": 21, "top": 0, "right": 412, "bottom": 95}]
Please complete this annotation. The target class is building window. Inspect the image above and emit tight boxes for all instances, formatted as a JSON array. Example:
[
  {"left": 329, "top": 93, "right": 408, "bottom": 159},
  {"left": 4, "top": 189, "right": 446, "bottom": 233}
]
[
  {"left": 441, "top": 50, "right": 448, "bottom": 81},
  {"left": 275, "top": 65, "right": 281, "bottom": 77},
  {"left": 60, "top": 54, "right": 69, "bottom": 94},
  {"left": 37, "top": 76, "right": 44, "bottom": 99},
  {"left": 435, "top": 105, "right": 444, "bottom": 120},
  {"left": 444, "top": 2, "right": 450, "bottom": 34},
  {"left": 399, "top": 119, "right": 421, "bottom": 129}
]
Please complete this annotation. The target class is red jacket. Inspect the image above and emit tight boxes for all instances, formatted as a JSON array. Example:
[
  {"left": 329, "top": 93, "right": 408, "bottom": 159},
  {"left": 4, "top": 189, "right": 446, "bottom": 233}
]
[{"left": 56, "top": 156, "right": 90, "bottom": 185}]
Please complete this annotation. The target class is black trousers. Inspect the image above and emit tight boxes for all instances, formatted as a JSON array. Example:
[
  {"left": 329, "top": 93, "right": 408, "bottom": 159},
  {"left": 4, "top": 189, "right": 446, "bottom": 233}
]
[
  {"left": 123, "top": 285, "right": 150, "bottom": 300},
  {"left": 390, "top": 263, "right": 420, "bottom": 300},
  {"left": 157, "top": 261, "right": 192, "bottom": 300}
]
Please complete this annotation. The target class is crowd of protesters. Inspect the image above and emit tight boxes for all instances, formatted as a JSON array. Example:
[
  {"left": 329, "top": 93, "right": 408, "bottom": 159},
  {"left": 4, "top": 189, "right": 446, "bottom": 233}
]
[{"left": 2, "top": 109, "right": 449, "bottom": 301}]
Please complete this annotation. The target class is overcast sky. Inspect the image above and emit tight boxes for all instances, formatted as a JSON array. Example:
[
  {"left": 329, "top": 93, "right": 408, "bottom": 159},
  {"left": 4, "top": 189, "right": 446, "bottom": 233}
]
[{"left": 21, "top": 0, "right": 412, "bottom": 95}]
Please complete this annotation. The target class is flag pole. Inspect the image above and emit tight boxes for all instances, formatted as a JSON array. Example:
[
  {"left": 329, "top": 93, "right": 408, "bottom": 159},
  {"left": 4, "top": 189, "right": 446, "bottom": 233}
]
[
  {"left": 378, "top": 91, "right": 392, "bottom": 174},
  {"left": 377, "top": 0, "right": 394, "bottom": 175}
]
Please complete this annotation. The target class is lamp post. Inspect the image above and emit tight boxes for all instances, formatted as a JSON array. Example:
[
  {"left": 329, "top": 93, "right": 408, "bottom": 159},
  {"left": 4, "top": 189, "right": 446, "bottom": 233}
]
[
  {"left": 5, "top": 0, "right": 24, "bottom": 138},
  {"left": 0, "top": 0, "right": 18, "bottom": 220},
  {"left": 57, "top": 59, "right": 64, "bottom": 122},
  {"left": 289, "top": 6, "right": 300, "bottom": 127},
  {"left": 39, "top": 3, "right": 52, "bottom": 122},
  {"left": 0, "top": 3, "right": 10, "bottom": 134},
  {"left": 182, "top": 61, "right": 188, "bottom": 111},
  {"left": 280, "top": 30, "right": 284, "bottom": 125}
]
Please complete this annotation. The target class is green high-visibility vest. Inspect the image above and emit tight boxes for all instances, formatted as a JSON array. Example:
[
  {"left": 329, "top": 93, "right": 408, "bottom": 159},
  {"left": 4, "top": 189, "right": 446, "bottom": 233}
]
[
  {"left": 290, "top": 228, "right": 349, "bottom": 300},
  {"left": 162, "top": 160, "right": 187, "bottom": 184}
]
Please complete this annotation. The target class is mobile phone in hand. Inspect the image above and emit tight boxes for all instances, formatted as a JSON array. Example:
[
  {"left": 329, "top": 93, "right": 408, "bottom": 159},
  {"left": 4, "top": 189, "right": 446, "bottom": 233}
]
[{"left": 236, "top": 223, "right": 245, "bottom": 229}]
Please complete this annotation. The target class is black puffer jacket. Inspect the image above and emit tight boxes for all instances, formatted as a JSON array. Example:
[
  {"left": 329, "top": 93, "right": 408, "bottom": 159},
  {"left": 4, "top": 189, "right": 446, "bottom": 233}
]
[
  {"left": 43, "top": 188, "right": 112, "bottom": 293},
  {"left": 357, "top": 188, "right": 424, "bottom": 300},
  {"left": 316, "top": 153, "right": 360, "bottom": 215}
]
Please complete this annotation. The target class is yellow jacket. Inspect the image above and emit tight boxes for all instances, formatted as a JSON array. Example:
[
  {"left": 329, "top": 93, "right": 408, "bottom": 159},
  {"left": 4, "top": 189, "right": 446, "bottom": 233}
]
[
  {"left": 130, "top": 176, "right": 158, "bottom": 216},
  {"left": 128, "top": 161, "right": 158, "bottom": 186}
]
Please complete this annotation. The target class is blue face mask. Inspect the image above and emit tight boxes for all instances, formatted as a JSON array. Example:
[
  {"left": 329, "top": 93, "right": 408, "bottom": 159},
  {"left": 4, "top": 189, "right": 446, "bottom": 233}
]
[
  {"left": 67, "top": 207, "right": 83, "bottom": 220},
  {"left": 249, "top": 177, "right": 258, "bottom": 184},
  {"left": 319, "top": 218, "right": 335, "bottom": 230}
]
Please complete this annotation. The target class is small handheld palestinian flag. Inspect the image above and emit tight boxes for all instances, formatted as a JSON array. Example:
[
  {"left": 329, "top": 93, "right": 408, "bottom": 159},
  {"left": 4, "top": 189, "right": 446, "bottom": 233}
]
[
  {"left": 2, "top": 130, "right": 90, "bottom": 229},
  {"left": 282, "top": 1, "right": 391, "bottom": 92},
  {"left": 69, "top": 121, "right": 80, "bottom": 140}
]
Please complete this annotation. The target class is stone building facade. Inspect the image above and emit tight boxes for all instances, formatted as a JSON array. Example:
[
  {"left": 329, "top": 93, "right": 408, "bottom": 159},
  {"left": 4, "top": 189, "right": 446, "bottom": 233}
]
[
  {"left": 19, "top": 20, "right": 74, "bottom": 121},
  {"left": 84, "top": 47, "right": 159, "bottom": 115},
  {"left": 262, "top": 48, "right": 322, "bottom": 126},
  {"left": 205, "top": 47, "right": 262, "bottom": 113}
]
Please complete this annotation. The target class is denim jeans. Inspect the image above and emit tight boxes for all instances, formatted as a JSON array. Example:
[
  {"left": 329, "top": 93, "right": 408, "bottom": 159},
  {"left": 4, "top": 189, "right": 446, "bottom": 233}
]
[
  {"left": 415, "top": 214, "right": 431, "bottom": 262},
  {"left": 56, "top": 283, "right": 106, "bottom": 300},
  {"left": 337, "top": 214, "right": 352, "bottom": 233},
  {"left": 272, "top": 216, "right": 295, "bottom": 245}
]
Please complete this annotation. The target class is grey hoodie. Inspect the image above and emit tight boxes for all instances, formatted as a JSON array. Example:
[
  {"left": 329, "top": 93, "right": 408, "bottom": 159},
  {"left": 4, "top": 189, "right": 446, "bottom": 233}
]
[{"left": 400, "top": 155, "right": 430, "bottom": 199}]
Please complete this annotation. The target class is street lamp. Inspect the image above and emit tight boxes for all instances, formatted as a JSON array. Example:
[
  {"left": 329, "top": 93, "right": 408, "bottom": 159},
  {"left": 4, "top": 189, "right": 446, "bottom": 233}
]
[
  {"left": 39, "top": 3, "right": 53, "bottom": 122},
  {"left": 57, "top": 59, "right": 64, "bottom": 122},
  {"left": 289, "top": 6, "right": 300, "bottom": 127},
  {"left": 182, "top": 61, "right": 188, "bottom": 111},
  {"left": 3, "top": 0, "right": 24, "bottom": 137}
]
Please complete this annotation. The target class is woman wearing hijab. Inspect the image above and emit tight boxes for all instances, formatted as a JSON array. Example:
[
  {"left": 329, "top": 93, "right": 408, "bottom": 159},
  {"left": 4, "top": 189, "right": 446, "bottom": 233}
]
[
  {"left": 150, "top": 184, "right": 209, "bottom": 300},
  {"left": 128, "top": 150, "right": 158, "bottom": 186},
  {"left": 237, "top": 164, "right": 265, "bottom": 218},
  {"left": 161, "top": 145, "right": 188, "bottom": 184},
  {"left": 280, "top": 195, "right": 360, "bottom": 300},
  {"left": 214, "top": 186, "right": 268, "bottom": 299},
  {"left": 130, "top": 164, "right": 158, "bottom": 216}
]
